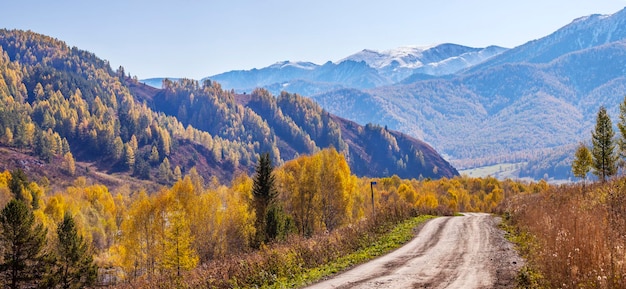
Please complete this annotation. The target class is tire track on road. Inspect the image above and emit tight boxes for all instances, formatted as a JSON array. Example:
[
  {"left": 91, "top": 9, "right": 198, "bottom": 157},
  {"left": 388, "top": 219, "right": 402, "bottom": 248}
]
[{"left": 304, "top": 213, "right": 523, "bottom": 289}]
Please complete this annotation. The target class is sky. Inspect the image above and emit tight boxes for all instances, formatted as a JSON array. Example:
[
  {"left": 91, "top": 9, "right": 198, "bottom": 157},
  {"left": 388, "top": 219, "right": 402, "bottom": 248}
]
[{"left": 1, "top": 1, "right": 625, "bottom": 79}]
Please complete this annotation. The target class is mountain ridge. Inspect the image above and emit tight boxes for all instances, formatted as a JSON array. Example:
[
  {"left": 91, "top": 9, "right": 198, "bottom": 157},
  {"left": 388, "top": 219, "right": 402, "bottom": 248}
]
[
  {"left": 193, "top": 43, "right": 506, "bottom": 96},
  {"left": 466, "top": 7, "right": 626, "bottom": 72},
  {"left": 312, "top": 8, "right": 626, "bottom": 180}
]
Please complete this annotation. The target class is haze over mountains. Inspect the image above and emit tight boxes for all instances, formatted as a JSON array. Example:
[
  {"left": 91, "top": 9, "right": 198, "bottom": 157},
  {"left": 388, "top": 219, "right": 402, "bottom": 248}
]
[
  {"left": 150, "top": 7, "right": 626, "bottom": 180},
  {"left": 198, "top": 44, "right": 507, "bottom": 96}
]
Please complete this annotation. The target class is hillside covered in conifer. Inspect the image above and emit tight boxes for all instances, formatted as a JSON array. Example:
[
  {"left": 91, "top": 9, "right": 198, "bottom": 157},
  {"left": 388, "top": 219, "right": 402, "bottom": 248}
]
[{"left": 0, "top": 29, "right": 457, "bottom": 185}]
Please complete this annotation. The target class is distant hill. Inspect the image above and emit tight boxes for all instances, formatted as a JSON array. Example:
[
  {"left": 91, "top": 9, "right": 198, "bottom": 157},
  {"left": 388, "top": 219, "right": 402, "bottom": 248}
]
[
  {"left": 130, "top": 81, "right": 458, "bottom": 180},
  {"left": 0, "top": 29, "right": 457, "bottom": 185},
  {"left": 311, "top": 7, "right": 626, "bottom": 180}
]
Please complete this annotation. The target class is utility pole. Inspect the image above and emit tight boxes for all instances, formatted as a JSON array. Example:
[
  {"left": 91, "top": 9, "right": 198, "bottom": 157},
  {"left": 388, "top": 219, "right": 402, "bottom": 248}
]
[{"left": 370, "top": 181, "right": 377, "bottom": 219}]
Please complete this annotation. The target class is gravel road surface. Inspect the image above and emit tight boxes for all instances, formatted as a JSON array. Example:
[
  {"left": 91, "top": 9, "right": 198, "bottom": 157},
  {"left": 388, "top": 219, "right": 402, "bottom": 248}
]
[{"left": 304, "top": 213, "right": 522, "bottom": 289}]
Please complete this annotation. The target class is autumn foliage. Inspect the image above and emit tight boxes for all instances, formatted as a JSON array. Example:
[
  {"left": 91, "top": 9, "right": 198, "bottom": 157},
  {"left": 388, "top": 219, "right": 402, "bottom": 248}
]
[
  {"left": 504, "top": 179, "right": 626, "bottom": 288},
  {"left": 0, "top": 148, "right": 526, "bottom": 287}
]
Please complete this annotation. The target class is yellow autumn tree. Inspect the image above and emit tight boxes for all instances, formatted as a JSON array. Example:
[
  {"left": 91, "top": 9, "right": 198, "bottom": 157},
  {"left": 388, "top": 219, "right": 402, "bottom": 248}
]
[
  {"left": 276, "top": 148, "right": 356, "bottom": 236},
  {"left": 118, "top": 191, "right": 160, "bottom": 278},
  {"left": 318, "top": 148, "right": 355, "bottom": 231},
  {"left": 0, "top": 171, "right": 12, "bottom": 209},
  {"left": 277, "top": 154, "right": 320, "bottom": 236},
  {"left": 63, "top": 152, "right": 76, "bottom": 176},
  {"left": 161, "top": 200, "right": 198, "bottom": 276},
  {"left": 398, "top": 183, "right": 417, "bottom": 205},
  {"left": 224, "top": 174, "right": 255, "bottom": 252}
]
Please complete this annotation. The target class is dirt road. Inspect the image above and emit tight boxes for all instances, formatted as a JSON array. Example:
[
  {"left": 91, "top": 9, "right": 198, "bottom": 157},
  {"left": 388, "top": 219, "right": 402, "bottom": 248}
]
[{"left": 304, "top": 213, "right": 522, "bottom": 289}]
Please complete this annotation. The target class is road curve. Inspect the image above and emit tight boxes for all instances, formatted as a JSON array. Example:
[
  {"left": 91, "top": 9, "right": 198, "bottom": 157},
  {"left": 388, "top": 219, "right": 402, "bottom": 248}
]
[{"left": 303, "top": 213, "right": 522, "bottom": 289}]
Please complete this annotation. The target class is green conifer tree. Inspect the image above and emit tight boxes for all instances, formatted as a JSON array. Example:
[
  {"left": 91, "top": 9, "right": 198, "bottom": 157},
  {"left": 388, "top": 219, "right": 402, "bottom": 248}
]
[
  {"left": 0, "top": 199, "right": 48, "bottom": 289},
  {"left": 252, "top": 152, "right": 277, "bottom": 246},
  {"left": 592, "top": 106, "right": 617, "bottom": 182},
  {"left": 9, "top": 168, "right": 28, "bottom": 201},
  {"left": 47, "top": 213, "right": 97, "bottom": 289}
]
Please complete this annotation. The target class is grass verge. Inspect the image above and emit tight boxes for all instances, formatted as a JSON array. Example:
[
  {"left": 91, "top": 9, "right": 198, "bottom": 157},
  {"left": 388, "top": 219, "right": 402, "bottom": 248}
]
[
  {"left": 499, "top": 214, "right": 545, "bottom": 289},
  {"left": 268, "top": 215, "right": 436, "bottom": 289}
]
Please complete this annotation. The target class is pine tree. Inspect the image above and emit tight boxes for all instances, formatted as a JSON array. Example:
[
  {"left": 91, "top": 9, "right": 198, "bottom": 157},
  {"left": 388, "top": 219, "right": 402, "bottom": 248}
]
[
  {"left": 112, "top": 136, "right": 124, "bottom": 161},
  {"left": 124, "top": 142, "right": 135, "bottom": 170},
  {"left": 158, "top": 157, "right": 173, "bottom": 184},
  {"left": 48, "top": 213, "right": 97, "bottom": 289},
  {"left": 150, "top": 145, "right": 160, "bottom": 164},
  {"left": 34, "top": 129, "right": 54, "bottom": 162},
  {"left": 9, "top": 168, "right": 29, "bottom": 201},
  {"left": 572, "top": 143, "right": 592, "bottom": 180},
  {"left": 592, "top": 106, "right": 617, "bottom": 182},
  {"left": 61, "top": 138, "right": 71, "bottom": 155},
  {"left": 0, "top": 199, "right": 48, "bottom": 289},
  {"left": 173, "top": 166, "right": 182, "bottom": 181},
  {"left": 252, "top": 153, "right": 277, "bottom": 246}
]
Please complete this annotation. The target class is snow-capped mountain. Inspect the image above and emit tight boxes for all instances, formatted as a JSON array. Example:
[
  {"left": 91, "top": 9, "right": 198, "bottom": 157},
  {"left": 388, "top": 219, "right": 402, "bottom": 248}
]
[
  {"left": 267, "top": 60, "right": 318, "bottom": 70},
  {"left": 312, "top": 7, "right": 626, "bottom": 180},
  {"left": 341, "top": 44, "right": 507, "bottom": 82},
  {"left": 198, "top": 43, "right": 506, "bottom": 95},
  {"left": 206, "top": 61, "right": 316, "bottom": 91},
  {"left": 341, "top": 45, "right": 441, "bottom": 70}
]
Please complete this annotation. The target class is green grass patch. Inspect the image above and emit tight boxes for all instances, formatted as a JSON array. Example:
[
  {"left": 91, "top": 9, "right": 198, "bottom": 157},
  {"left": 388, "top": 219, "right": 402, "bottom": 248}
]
[
  {"left": 266, "top": 215, "right": 436, "bottom": 289},
  {"left": 459, "top": 162, "right": 527, "bottom": 179},
  {"left": 499, "top": 215, "right": 545, "bottom": 289}
]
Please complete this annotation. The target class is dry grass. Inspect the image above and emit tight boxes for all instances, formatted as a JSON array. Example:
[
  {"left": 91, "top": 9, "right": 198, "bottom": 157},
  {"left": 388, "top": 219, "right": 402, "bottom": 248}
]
[{"left": 504, "top": 179, "right": 626, "bottom": 288}]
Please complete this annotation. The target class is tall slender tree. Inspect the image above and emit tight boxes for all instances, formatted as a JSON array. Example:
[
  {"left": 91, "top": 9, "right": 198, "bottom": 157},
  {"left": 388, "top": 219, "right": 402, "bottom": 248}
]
[
  {"left": 0, "top": 199, "right": 48, "bottom": 289},
  {"left": 252, "top": 152, "right": 277, "bottom": 246},
  {"left": 48, "top": 213, "right": 97, "bottom": 289},
  {"left": 161, "top": 202, "right": 198, "bottom": 277},
  {"left": 592, "top": 106, "right": 617, "bottom": 182}
]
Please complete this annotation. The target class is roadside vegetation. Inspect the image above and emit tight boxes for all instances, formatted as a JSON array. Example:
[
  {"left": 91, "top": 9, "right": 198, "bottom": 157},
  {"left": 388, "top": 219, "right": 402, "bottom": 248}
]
[
  {"left": 0, "top": 146, "right": 542, "bottom": 288},
  {"left": 503, "top": 100, "right": 626, "bottom": 288},
  {"left": 503, "top": 181, "right": 626, "bottom": 288}
]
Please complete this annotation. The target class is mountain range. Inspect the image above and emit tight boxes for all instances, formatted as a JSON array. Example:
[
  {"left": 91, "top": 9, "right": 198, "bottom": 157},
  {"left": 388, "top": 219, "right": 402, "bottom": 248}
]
[
  {"left": 328, "top": 7, "right": 626, "bottom": 179},
  {"left": 0, "top": 29, "right": 457, "bottom": 188},
  {"left": 168, "top": 7, "right": 626, "bottom": 180},
  {"left": 192, "top": 44, "right": 507, "bottom": 96}
]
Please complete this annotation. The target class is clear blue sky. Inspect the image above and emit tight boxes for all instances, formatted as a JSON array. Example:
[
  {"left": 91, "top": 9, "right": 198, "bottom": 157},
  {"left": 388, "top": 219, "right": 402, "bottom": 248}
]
[{"left": 1, "top": 0, "right": 624, "bottom": 79}]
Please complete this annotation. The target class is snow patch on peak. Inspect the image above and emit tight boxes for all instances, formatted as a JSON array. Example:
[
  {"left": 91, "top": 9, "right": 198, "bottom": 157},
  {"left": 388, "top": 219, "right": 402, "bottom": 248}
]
[
  {"left": 339, "top": 43, "right": 507, "bottom": 80},
  {"left": 268, "top": 61, "right": 318, "bottom": 70},
  {"left": 339, "top": 44, "right": 439, "bottom": 70}
]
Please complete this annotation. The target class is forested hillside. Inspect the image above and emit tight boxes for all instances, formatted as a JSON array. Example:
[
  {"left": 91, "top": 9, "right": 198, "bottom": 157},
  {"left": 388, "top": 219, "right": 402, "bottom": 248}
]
[
  {"left": 312, "top": 23, "right": 626, "bottom": 179},
  {"left": 0, "top": 29, "right": 457, "bottom": 184}
]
